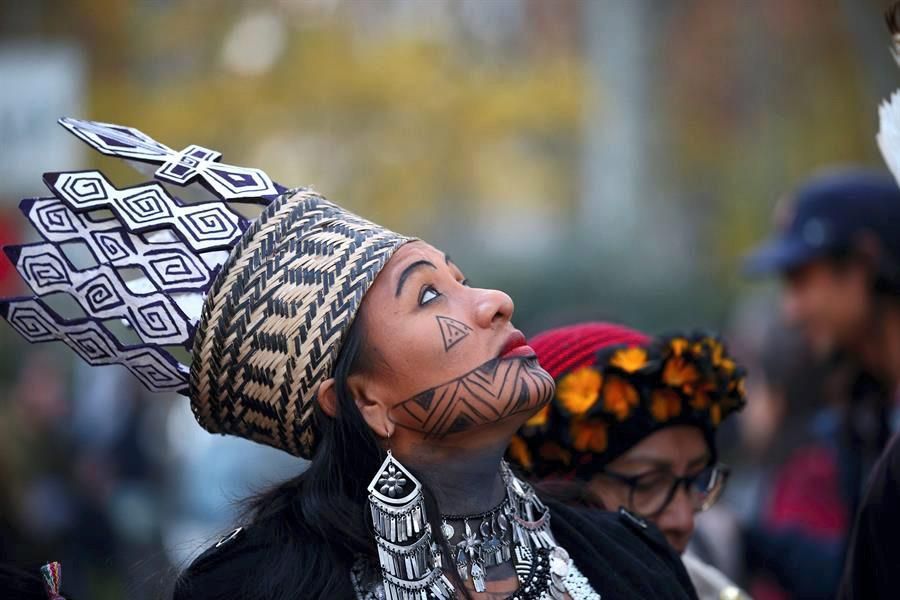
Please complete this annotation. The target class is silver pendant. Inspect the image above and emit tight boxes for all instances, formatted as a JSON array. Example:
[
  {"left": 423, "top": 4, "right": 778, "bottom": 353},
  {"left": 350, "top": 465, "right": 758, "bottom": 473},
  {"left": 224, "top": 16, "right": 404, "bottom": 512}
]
[{"left": 470, "top": 559, "right": 486, "bottom": 593}]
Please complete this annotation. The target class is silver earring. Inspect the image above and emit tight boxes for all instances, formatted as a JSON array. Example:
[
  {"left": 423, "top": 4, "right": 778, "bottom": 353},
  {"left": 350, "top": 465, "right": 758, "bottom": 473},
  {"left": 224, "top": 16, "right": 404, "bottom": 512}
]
[{"left": 367, "top": 450, "right": 455, "bottom": 599}]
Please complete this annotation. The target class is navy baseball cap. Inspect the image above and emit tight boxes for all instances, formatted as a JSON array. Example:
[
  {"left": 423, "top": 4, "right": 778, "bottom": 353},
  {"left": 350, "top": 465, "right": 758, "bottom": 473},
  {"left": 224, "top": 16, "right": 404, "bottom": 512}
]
[{"left": 744, "top": 169, "right": 900, "bottom": 276}]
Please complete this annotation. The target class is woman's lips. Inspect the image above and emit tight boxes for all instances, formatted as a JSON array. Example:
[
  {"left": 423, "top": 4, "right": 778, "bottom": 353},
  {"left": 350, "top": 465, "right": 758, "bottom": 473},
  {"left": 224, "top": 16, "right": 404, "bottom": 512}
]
[
  {"left": 498, "top": 331, "right": 537, "bottom": 359},
  {"left": 501, "top": 345, "right": 537, "bottom": 359}
]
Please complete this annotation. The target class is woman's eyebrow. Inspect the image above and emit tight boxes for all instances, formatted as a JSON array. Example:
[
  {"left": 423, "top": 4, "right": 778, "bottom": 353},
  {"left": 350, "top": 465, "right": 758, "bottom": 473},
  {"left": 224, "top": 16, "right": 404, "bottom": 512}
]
[{"left": 395, "top": 260, "right": 437, "bottom": 297}]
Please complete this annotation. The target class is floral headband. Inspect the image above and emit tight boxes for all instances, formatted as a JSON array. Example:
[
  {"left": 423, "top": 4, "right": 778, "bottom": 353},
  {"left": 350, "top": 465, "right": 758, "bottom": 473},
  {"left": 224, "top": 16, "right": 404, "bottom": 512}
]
[{"left": 508, "top": 331, "right": 747, "bottom": 479}]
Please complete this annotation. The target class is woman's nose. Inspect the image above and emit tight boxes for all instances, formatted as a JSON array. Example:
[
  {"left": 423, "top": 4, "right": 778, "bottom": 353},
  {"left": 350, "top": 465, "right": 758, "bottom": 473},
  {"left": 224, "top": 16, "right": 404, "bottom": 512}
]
[{"left": 472, "top": 287, "right": 515, "bottom": 329}]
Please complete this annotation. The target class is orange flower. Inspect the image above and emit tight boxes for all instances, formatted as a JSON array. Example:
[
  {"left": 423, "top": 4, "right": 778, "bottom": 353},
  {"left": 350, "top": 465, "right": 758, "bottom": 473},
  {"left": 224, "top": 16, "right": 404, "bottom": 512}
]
[
  {"left": 603, "top": 375, "right": 639, "bottom": 421},
  {"left": 525, "top": 404, "right": 550, "bottom": 428},
  {"left": 691, "top": 390, "right": 711, "bottom": 411},
  {"left": 508, "top": 435, "right": 533, "bottom": 470},
  {"left": 571, "top": 420, "right": 608, "bottom": 453},
  {"left": 557, "top": 367, "right": 602, "bottom": 416},
  {"left": 650, "top": 388, "right": 682, "bottom": 422},
  {"left": 539, "top": 441, "right": 573, "bottom": 465},
  {"left": 662, "top": 356, "right": 699, "bottom": 389},
  {"left": 670, "top": 337, "right": 689, "bottom": 357},
  {"left": 610, "top": 346, "right": 648, "bottom": 373},
  {"left": 710, "top": 403, "right": 723, "bottom": 427}
]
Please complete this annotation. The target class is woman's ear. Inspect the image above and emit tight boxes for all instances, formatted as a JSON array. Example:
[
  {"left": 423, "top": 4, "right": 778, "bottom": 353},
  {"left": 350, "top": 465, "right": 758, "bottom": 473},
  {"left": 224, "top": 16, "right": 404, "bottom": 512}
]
[
  {"left": 348, "top": 375, "right": 395, "bottom": 439},
  {"left": 317, "top": 378, "right": 339, "bottom": 418},
  {"left": 316, "top": 376, "right": 394, "bottom": 439}
]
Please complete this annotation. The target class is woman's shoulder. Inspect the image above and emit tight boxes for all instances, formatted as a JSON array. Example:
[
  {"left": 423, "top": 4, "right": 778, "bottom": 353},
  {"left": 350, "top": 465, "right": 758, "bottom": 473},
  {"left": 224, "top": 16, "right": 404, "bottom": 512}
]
[
  {"left": 173, "top": 522, "right": 346, "bottom": 600},
  {"left": 546, "top": 499, "right": 699, "bottom": 600},
  {"left": 173, "top": 526, "right": 268, "bottom": 600}
]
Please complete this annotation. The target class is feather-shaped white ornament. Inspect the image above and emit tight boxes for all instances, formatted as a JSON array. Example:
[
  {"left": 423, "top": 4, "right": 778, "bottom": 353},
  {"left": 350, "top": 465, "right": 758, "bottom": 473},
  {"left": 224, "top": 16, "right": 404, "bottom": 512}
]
[
  {"left": 878, "top": 3, "right": 900, "bottom": 185},
  {"left": 877, "top": 90, "right": 900, "bottom": 185}
]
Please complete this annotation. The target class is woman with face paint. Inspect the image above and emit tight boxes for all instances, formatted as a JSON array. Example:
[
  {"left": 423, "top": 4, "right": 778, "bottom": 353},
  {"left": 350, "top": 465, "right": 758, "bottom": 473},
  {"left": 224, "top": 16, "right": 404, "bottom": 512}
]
[
  {"left": 1, "top": 120, "right": 697, "bottom": 599},
  {"left": 508, "top": 323, "right": 751, "bottom": 600}
]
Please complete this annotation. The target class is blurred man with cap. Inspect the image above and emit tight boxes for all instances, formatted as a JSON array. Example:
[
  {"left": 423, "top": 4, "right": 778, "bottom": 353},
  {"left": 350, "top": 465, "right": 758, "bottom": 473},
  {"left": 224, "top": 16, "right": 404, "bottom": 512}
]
[
  {"left": 744, "top": 168, "right": 900, "bottom": 599},
  {"left": 745, "top": 169, "right": 900, "bottom": 369}
]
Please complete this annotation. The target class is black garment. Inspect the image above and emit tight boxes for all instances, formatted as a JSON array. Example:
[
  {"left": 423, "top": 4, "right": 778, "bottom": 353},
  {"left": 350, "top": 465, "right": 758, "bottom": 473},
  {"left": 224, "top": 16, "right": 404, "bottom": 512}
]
[
  {"left": 837, "top": 432, "right": 900, "bottom": 600},
  {"left": 174, "top": 499, "right": 697, "bottom": 599}
]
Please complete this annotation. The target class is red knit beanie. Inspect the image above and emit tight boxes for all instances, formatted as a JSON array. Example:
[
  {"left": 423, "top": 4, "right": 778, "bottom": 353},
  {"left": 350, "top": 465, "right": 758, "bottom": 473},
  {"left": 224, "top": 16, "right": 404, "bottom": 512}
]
[{"left": 530, "top": 322, "right": 650, "bottom": 380}]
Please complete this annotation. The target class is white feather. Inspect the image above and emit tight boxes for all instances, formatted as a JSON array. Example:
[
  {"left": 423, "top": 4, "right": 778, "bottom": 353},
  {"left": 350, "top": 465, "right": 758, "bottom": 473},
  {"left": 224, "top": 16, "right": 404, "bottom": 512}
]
[{"left": 877, "top": 89, "right": 900, "bottom": 185}]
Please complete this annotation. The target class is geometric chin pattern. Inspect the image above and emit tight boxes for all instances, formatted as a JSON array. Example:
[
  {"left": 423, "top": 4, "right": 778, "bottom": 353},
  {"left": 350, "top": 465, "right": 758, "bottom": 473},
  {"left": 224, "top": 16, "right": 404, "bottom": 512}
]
[{"left": 0, "top": 118, "right": 285, "bottom": 394}]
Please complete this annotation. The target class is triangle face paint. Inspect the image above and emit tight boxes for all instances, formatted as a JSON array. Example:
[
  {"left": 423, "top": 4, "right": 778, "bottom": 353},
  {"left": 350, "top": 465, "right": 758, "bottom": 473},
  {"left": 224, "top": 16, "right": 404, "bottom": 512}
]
[{"left": 436, "top": 315, "right": 473, "bottom": 352}]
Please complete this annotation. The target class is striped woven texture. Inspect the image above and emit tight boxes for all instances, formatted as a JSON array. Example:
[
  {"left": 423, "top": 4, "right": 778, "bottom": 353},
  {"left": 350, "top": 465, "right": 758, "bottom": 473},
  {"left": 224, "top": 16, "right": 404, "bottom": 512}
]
[{"left": 190, "top": 188, "right": 410, "bottom": 458}]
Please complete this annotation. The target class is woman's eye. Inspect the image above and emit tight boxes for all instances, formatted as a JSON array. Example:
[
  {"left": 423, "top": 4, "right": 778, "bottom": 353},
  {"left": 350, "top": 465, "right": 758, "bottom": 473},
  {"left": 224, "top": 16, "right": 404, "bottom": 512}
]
[
  {"left": 420, "top": 286, "right": 440, "bottom": 305},
  {"left": 633, "top": 472, "right": 671, "bottom": 492}
]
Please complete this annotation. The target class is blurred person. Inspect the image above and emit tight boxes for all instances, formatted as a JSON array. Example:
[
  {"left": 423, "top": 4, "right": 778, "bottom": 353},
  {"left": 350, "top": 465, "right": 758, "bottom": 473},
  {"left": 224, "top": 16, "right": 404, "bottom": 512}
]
[
  {"left": 744, "top": 170, "right": 900, "bottom": 598},
  {"left": 507, "top": 322, "right": 750, "bottom": 600},
  {"left": 1, "top": 119, "right": 697, "bottom": 599},
  {"left": 834, "top": 5, "right": 900, "bottom": 596},
  {"left": 736, "top": 321, "right": 846, "bottom": 600}
]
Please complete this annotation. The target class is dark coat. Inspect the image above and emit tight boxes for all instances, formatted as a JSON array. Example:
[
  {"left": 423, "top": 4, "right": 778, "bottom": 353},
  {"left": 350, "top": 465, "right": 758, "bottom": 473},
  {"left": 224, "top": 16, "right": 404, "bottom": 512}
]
[
  {"left": 837, "top": 432, "right": 900, "bottom": 600},
  {"left": 173, "top": 499, "right": 697, "bottom": 599}
]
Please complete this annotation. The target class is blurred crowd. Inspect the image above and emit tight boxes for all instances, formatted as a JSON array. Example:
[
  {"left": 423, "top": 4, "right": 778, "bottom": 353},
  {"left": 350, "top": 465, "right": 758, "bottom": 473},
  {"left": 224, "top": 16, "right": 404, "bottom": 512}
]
[{"left": 2, "top": 1, "right": 900, "bottom": 599}]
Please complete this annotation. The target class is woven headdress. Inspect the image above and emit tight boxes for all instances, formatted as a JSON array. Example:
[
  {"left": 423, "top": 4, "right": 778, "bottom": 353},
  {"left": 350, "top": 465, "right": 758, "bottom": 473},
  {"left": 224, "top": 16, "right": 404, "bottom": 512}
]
[{"left": 0, "top": 118, "right": 411, "bottom": 458}]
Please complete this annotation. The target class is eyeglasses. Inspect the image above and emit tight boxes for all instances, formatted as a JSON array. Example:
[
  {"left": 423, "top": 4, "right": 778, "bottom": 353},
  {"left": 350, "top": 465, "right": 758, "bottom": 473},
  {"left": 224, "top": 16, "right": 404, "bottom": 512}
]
[{"left": 599, "top": 463, "right": 730, "bottom": 519}]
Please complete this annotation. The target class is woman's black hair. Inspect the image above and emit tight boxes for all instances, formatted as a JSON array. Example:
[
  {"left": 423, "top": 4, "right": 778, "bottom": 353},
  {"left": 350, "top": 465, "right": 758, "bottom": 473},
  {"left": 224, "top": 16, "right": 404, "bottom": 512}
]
[{"left": 173, "top": 312, "right": 470, "bottom": 599}]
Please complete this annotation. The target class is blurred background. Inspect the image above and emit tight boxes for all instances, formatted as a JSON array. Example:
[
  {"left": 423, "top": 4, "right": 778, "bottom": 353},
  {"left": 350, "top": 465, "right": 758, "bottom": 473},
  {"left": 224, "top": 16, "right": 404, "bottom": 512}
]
[{"left": 0, "top": 0, "right": 898, "bottom": 598}]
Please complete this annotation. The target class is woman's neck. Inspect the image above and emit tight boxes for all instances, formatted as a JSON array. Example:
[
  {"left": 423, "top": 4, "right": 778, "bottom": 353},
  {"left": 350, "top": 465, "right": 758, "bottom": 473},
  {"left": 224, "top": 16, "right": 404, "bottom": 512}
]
[{"left": 402, "top": 440, "right": 508, "bottom": 516}]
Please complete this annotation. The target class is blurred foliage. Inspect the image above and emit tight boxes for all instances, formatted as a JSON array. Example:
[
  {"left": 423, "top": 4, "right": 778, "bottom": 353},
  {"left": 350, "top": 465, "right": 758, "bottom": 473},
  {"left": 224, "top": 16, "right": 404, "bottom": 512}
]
[
  {"left": 2, "top": 0, "right": 896, "bottom": 336},
  {"left": 2, "top": 1, "right": 900, "bottom": 598}
]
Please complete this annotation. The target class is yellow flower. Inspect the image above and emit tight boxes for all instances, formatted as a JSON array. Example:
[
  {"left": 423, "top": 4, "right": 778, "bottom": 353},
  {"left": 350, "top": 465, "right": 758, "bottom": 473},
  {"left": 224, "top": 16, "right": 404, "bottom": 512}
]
[
  {"left": 603, "top": 375, "right": 639, "bottom": 421},
  {"left": 524, "top": 404, "right": 550, "bottom": 427},
  {"left": 709, "top": 339, "right": 725, "bottom": 366},
  {"left": 571, "top": 420, "right": 608, "bottom": 453},
  {"left": 662, "top": 356, "right": 699, "bottom": 390},
  {"left": 557, "top": 367, "right": 602, "bottom": 416},
  {"left": 650, "top": 389, "right": 682, "bottom": 422},
  {"left": 609, "top": 347, "right": 648, "bottom": 373},
  {"left": 508, "top": 435, "right": 533, "bottom": 471},
  {"left": 718, "top": 358, "right": 736, "bottom": 375}
]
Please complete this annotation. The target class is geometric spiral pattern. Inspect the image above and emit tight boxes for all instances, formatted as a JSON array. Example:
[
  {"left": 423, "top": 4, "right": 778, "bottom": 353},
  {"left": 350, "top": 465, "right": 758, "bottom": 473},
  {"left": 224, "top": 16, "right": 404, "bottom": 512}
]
[
  {"left": 190, "top": 188, "right": 412, "bottom": 458},
  {"left": 20, "top": 196, "right": 219, "bottom": 293},
  {"left": 0, "top": 298, "right": 189, "bottom": 393},
  {"left": 45, "top": 170, "right": 249, "bottom": 253},
  {"left": 58, "top": 117, "right": 282, "bottom": 203},
  {"left": 0, "top": 117, "right": 289, "bottom": 396},
  {"left": 5, "top": 243, "right": 194, "bottom": 348}
]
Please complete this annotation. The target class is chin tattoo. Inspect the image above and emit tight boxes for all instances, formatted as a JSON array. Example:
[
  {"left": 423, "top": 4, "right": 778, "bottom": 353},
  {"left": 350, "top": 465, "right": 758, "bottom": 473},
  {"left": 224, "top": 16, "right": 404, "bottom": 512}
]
[{"left": 393, "top": 356, "right": 554, "bottom": 439}]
